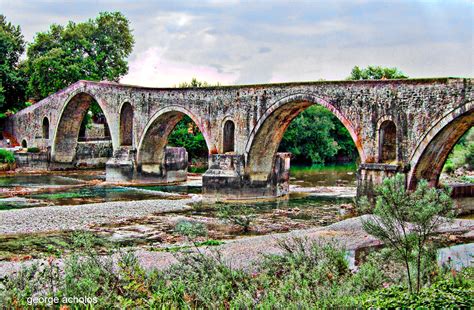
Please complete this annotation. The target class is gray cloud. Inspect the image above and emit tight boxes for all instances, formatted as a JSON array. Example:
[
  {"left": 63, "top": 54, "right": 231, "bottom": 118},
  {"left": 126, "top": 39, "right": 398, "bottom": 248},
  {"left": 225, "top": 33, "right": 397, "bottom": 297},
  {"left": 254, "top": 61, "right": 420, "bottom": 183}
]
[{"left": 1, "top": 0, "right": 472, "bottom": 86}]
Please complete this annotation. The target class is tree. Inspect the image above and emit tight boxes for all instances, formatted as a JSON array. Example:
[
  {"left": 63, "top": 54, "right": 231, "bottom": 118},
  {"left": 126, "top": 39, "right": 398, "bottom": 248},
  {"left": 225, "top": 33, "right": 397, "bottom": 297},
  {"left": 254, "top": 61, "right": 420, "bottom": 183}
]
[
  {"left": 279, "top": 105, "right": 358, "bottom": 164},
  {"left": 360, "top": 174, "right": 454, "bottom": 294},
  {"left": 25, "top": 12, "right": 134, "bottom": 99},
  {"left": 348, "top": 65, "right": 408, "bottom": 80},
  {"left": 167, "top": 79, "right": 216, "bottom": 162},
  {"left": 0, "top": 15, "right": 27, "bottom": 112},
  {"left": 167, "top": 115, "right": 208, "bottom": 159}
]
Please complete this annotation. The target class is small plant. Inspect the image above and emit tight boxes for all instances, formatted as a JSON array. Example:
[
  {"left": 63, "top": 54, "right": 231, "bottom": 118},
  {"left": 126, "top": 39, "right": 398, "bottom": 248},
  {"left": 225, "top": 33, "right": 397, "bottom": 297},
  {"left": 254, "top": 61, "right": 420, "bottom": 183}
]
[
  {"left": 0, "top": 149, "right": 15, "bottom": 164},
  {"left": 27, "top": 147, "right": 40, "bottom": 153},
  {"left": 359, "top": 173, "right": 455, "bottom": 293},
  {"left": 217, "top": 204, "right": 256, "bottom": 232},
  {"left": 174, "top": 220, "right": 208, "bottom": 239}
]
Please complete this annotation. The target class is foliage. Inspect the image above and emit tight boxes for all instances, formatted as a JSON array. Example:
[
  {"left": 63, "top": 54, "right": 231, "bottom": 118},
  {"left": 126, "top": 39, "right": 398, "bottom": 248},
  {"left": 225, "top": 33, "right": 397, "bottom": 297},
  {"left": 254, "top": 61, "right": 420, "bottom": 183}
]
[
  {"left": 443, "top": 127, "right": 474, "bottom": 173},
  {"left": 26, "top": 147, "right": 40, "bottom": 153},
  {"left": 217, "top": 204, "right": 256, "bottom": 232},
  {"left": 25, "top": 12, "right": 134, "bottom": 99},
  {"left": 0, "top": 15, "right": 27, "bottom": 111},
  {"left": 348, "top": 65, "right": 408, "bottom": 80},
  {"left": 279, "top": 105, "right": 358, "bottom": 164},
  {"left": 0, "top": 148, "right": 15, "bottom": 163},
  {"left": 177, "top": 77, "right": 219, "bottom": 88},
  {"left": 168, "top": 115, "right": 208, "bottom": 159},
  {"left": 359, "top": 173, "right": 455, "bottom": 293},
  {"left": 360, "top": 268, "right": 473, "bottom": 308},
  {"left": 174, "top": 220, "right": 208, "bottom": 239},
  {"left": 0, "top": 232, "right": 472, "bottom": 308}
]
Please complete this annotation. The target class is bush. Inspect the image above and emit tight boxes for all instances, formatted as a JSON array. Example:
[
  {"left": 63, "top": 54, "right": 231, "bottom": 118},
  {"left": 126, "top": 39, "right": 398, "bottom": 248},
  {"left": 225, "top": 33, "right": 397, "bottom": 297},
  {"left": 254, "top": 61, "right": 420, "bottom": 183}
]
[
  {"left": 466, "top": 142, "right": 474, "bottom": 169},
  {"left": 174, "top": 220, "right": 208, "bottom": 239},
  {"left": 0, "top": 232, "right": 472, "bottom": 309},
  {"left": 0, "top": 149, "right": 15, "bottom": 164},
  {"left": 360, "top": 270, "right": 474, "bottom": 308},
  {"left": 217, "top": 204, "right": 256, "bottom": 232},
  {"left": 443, "top": 159, "right": 455, "bottom": 173},
  {"left": 27, "top": 147, "right": 40, "bottom": 153},
  {"left": 360, "top": 174, "right": 454, "bottom": 293}
]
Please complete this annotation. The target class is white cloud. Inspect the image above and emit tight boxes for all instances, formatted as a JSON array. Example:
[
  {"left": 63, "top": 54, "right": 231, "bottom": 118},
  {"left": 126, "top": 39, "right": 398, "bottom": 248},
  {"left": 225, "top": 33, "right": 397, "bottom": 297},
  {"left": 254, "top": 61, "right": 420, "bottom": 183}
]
[{"left": 121, "top": 47, "right": 239, "bottom": 87}]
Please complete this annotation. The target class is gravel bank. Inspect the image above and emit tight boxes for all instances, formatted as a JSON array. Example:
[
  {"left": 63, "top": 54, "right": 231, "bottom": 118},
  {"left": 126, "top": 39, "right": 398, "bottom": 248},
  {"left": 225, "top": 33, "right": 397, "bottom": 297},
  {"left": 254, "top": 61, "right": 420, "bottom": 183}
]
[
  {"left": 1, "top": 216, "right": 472, "bottom": 279},
  {"left": 0, "top": 198, "right": 194, "bottom": 235}
]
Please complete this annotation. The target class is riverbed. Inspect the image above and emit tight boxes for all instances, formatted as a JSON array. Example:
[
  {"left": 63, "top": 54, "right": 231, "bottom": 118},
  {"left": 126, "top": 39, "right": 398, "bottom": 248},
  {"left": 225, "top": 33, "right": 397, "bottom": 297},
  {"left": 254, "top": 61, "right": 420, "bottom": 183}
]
[{"left": 0, "top": 165, "right": 358, "bottom": 260}]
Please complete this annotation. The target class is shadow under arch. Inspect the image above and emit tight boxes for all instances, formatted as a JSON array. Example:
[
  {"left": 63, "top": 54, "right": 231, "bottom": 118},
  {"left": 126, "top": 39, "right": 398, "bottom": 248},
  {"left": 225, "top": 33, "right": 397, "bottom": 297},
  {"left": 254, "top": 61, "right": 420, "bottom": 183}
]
[
  {"left": 244, "top": 93, "right": 364, "bottom": 181},
  {"left": 136, "top": 106, "right": 211, "bottom": 174},
  {"left": 408, "top": 101, "right": 474, "bottom": 190},
  {"left": 51, "top": 91, "right": 115, "bottom": 163}
]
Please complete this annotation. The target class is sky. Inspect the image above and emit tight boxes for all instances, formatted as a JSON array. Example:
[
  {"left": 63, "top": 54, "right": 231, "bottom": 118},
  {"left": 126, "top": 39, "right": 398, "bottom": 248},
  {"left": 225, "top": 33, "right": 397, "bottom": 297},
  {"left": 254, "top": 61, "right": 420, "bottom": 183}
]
[{"left": 1, "top": 0, "right": 473, "bottom": 87}]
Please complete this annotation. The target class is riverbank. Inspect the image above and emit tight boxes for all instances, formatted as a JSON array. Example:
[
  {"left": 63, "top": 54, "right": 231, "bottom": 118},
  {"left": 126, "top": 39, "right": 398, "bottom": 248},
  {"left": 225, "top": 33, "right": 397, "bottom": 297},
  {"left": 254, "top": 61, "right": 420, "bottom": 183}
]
[
  {"left": 0, "top": 198, "right": 195, "bottom": 235},
  {"left": 0, "top": 215, "right": 472, "bottom": 279}
]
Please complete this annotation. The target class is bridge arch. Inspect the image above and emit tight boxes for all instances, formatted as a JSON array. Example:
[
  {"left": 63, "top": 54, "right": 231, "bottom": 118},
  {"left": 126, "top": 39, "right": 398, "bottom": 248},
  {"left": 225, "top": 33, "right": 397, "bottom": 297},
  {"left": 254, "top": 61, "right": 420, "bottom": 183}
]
[
  {"left": 244, "top": 93, "right": 364, "bottom": 181},
  {"left": 51, "top": 91, "right": 115, "bottom": 163},
  {"left": 137, "top": 106, "right": 211, "bottom": 175},
  {"left": 408, "top": 101, "right": 474, "bottom": 189}
]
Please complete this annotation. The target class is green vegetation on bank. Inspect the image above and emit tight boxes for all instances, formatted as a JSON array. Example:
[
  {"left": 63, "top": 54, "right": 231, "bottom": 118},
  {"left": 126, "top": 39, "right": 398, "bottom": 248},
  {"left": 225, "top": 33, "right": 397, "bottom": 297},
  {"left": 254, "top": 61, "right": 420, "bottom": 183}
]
[
  {"left": 0, "top": 232, "right": 471, "bottom": 308},
  {"left": 358, "top": 173, "right": 455, "bottom": 293},
  {"left": 443, "top": 128, "right": 474, "bottom": 176},
  {"left": 0, "top": 149, "right": 15, "bottom": 163}
]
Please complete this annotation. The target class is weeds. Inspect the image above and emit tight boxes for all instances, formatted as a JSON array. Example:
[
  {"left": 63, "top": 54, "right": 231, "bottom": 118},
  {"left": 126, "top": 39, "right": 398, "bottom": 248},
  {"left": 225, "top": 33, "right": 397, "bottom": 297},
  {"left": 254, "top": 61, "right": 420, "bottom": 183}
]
[{"left": 0, "top": 232, "right": 472, "bottom": 308}]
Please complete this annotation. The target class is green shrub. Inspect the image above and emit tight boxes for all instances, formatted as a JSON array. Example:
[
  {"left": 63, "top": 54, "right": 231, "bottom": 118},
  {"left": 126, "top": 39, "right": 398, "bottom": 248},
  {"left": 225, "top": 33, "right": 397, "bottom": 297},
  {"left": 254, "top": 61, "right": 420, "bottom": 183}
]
[
  {"left": 217, "top": 204, "right": 256, "bottom": 232},
  {"left": 443, "top": 159, "right": 455, "bottom": 173},
  {"left": 466, "top": 142, "right": 474, "bottom": 169},
  {"left": 350, "top": 262, "right": 386, "bottom": 293},
  {"left": 0, "top": 149, "right": 15, "bottom": 164},
  {"left": 27, "top": 147, "right": 40, "bottom": 153},
  {"left": 360, "top": 271, "right": 473, "bottom": 308},
  {"left": 360, "top": 174, "right": 454, "bottom": 293},
  {"left": 174, "top": 220, "right": 208, "bottom": 239},
  {"left": 0, "top": 232, "right": 471, "bottom": 309}
]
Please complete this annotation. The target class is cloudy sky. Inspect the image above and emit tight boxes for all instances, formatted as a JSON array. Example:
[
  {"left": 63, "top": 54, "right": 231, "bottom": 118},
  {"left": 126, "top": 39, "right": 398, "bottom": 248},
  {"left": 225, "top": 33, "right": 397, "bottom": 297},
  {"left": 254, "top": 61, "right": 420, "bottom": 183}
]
[{"left": 1, "top": 0, "right": 473, "bottom": 86}]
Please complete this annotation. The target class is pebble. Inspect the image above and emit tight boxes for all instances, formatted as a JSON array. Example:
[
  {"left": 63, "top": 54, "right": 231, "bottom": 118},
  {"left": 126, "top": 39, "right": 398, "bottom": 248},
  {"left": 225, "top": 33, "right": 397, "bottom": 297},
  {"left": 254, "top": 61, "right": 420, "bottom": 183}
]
[{"left": 0, "top": 199, "right": 193, "bottom": 235}]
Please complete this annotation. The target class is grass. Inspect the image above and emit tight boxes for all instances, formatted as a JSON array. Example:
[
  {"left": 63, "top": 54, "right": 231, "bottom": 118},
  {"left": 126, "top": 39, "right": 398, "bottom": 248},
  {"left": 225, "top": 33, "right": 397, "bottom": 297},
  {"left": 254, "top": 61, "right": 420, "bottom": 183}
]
[{"left": 0, "top": 231, "right": 112, "bottom": 261}]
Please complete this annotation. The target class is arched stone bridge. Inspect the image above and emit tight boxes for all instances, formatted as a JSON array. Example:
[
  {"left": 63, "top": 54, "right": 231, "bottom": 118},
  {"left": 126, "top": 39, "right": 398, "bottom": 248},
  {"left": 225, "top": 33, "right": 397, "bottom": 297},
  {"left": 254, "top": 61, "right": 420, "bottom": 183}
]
[{"left": 4, "top": 78, "right": 473, "bottom": 200}]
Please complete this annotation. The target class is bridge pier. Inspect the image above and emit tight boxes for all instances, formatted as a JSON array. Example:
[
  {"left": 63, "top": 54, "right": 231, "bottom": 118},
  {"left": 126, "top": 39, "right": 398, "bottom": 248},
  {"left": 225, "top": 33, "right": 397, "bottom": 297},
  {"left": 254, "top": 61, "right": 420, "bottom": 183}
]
[
  {"left": 356, "top": 163, "right": 402, "bottom": 198},
  {"left": 106, "top": 146, "right": 188, "bottom": 183},
  {"left": 202, "top": 153, "right": 291, "bottom": 202}
]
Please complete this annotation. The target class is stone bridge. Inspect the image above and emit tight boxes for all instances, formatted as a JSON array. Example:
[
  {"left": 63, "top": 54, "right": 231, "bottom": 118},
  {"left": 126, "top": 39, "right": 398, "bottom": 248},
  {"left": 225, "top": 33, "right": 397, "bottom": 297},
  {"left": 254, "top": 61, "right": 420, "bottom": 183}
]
[{"left": 3, "top": 78, "right": 473, "bottom": 200}]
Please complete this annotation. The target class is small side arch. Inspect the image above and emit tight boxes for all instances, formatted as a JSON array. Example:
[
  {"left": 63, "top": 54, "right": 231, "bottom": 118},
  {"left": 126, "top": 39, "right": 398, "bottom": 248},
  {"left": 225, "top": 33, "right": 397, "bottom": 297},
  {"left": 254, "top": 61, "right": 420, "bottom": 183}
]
[
  {"left": 377, "top": 116, "right": 397, "bottom": 163},
  {"left": 21, "top": 139, "right": 27, "bottom": 148},
  {"left": 42, "top": 117, "right": 50, "bottom": 139},
  {"left": 120, "top": 102, "right": 134, "bottom": 146},
  {"left": 222, "top": 118, "right": 235, "bottom": 153}
]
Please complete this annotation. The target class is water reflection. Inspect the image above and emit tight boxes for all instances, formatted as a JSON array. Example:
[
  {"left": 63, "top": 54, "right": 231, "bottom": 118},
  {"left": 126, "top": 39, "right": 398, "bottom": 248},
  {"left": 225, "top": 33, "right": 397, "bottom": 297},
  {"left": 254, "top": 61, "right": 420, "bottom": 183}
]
[{"left": 290, "top": 163, "right": 357, "bottom": 187}]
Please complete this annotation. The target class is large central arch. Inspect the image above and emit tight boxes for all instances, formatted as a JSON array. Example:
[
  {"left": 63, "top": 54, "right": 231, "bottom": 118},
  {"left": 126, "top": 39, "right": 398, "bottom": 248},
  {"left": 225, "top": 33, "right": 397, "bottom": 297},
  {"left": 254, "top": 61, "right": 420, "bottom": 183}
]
[
  {"left": 408, "top": 101, "right": 474, "bottom": 189},
  {"left": 51, "top": 92, "right": 114, "bottom": 163},
  {"left": 244, "top": 93, "right": 365, "bottom": 181},
  {"left": 137, "top": 106, "right": 211, "bottom": 175}
]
